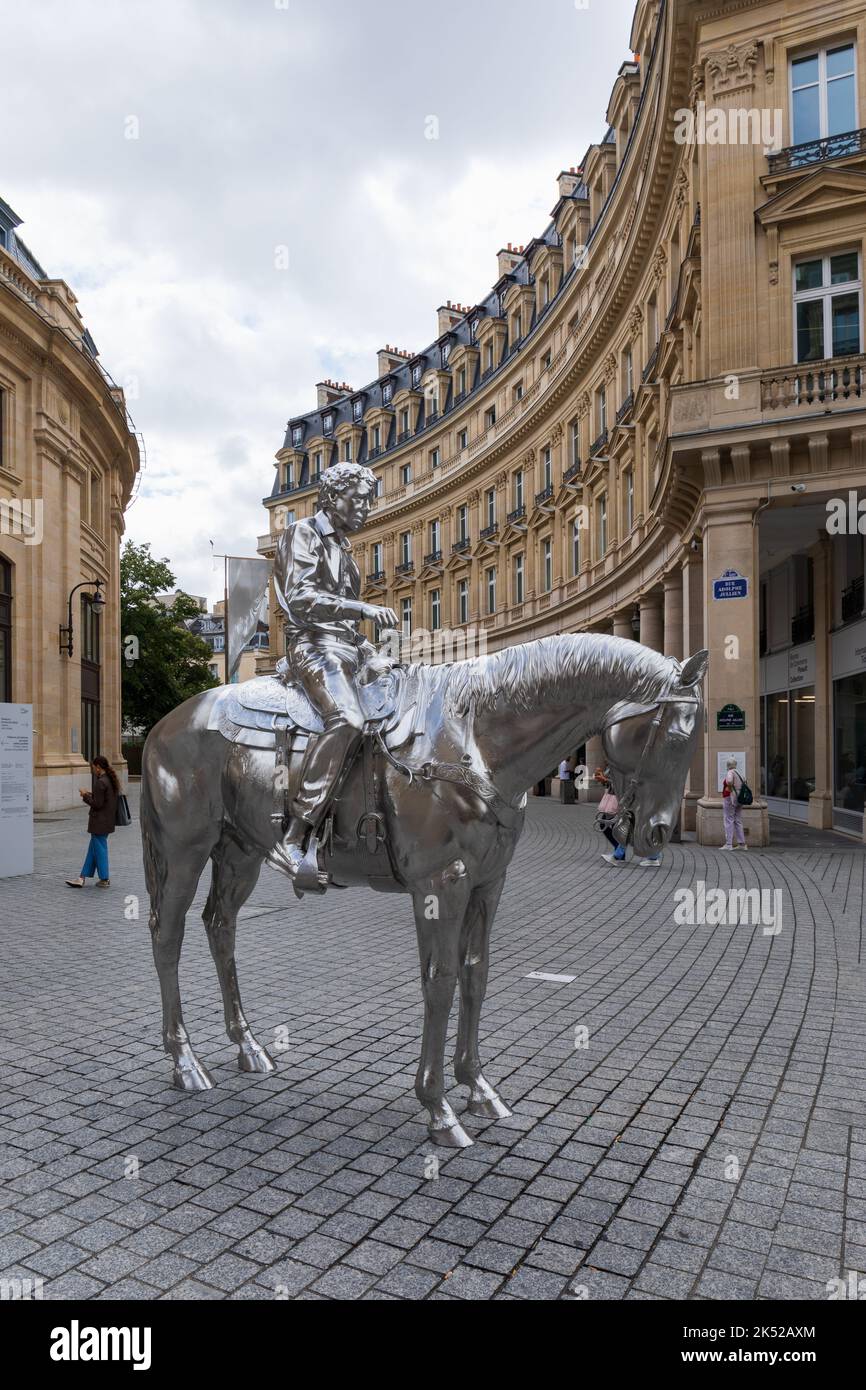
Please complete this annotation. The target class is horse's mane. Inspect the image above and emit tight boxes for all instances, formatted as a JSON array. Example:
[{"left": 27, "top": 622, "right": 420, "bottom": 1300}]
[{"left": 412, "top": 633, "right": 677, "bottom": 716}]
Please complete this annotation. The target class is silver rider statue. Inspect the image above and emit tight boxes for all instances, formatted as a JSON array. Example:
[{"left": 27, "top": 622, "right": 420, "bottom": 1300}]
[{"left": 269, "top": 462, "right": 397, "bottom": 882}]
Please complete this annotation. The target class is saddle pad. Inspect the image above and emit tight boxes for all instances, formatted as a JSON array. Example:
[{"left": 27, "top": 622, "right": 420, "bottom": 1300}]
[{"left": 206, "top": 668, "right": 414, "bottom": 749}]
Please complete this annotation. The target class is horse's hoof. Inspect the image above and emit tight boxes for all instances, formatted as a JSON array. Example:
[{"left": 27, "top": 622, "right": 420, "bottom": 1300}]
[
  {"left": 466, "top": 1094, "right": 512, "bottom": 1120},
  {"left": 429, "top": 1121, "right": 474, "bottom": 1149},
  {"left": 172, "top": 1058, "right": 214, "bottom": 1092},
  {"left": 238, "top": 1040, "right": 276, "bottom": 1075}
]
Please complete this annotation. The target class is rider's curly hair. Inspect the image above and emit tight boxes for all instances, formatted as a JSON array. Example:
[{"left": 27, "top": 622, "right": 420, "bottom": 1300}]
[{"left": 318, "top": 462, "right": 376, "bottom": 512}]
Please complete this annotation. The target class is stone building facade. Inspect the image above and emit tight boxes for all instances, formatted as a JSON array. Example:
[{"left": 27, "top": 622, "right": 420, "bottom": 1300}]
[
  {"left": 262, "top": 0, "right": 866, "bottom": 844},
  {"left": 0, "top": 197, "right": 140, "bottom": 809}
]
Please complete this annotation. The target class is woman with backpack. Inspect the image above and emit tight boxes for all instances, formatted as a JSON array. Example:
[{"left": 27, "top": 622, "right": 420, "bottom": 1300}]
[
  {"left": 65, "top": 755, "right": 120, "bottom": 888},
  {"left": 721, "top": 757, "right": 748, "bottom": 851}
]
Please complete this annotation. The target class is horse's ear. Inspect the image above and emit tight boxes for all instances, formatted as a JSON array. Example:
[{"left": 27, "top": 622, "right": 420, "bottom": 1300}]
[{"left": 680, "top": 649, "right": 709, "bottom": 687}]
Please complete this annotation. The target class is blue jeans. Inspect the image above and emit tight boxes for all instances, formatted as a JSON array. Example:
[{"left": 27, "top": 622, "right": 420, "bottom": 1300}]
[{"left": 81, "top": 834, "right": 110, "bottom": 881}]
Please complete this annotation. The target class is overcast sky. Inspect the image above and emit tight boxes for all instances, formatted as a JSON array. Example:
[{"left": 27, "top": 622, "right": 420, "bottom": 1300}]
[{"left": 2, "top": 0, "right": 635, "bottom": 606}]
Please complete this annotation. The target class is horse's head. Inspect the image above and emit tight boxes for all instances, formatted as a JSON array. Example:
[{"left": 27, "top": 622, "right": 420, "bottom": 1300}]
[{"left": 601, "top": 649, "right": 708, "bottom": 858}]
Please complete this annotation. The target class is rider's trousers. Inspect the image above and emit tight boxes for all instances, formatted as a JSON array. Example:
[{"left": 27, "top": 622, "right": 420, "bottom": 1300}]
[{"left": 288, "top": 638, "right": 366, "bottom": 826}]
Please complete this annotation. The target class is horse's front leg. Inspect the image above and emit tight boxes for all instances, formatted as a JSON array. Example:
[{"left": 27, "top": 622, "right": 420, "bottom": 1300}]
[
  {"left": 454, "top": 874, "right": 512, "bottom": 1119},
  {"left": 412, "top": 869, "right": 473, "bottom": 1148}
]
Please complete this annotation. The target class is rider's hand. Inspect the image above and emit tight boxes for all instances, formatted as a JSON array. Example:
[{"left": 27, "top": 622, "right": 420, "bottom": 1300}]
[{"left": 362, "top": 604, "right": 399, "bottom": 629}]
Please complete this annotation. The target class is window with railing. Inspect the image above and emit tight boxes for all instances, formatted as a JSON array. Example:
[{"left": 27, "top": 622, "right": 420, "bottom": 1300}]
[
  {"left": 485, "top": 488, "right": 496, "bottom": 529},
  {"left": 400, "top": 531, "right": 412, "bottom": 566},
  {"left": 598, "top": 495, "right": 607, "bottom": 559},
  {"left": 791, "top": 44, "right": 856, "bottom": 148},
  {"left": 486, "top": 566, "right": 496, "bottom": 615},
  {"left": 625, "top": 469, "right": 634, "bottom": 531},
  {"left": 572, "top": 518, "right": 581, "bottom": 576},
  {"left": 542, "top": 537, "right": 552, "bottom": 593},
  {"left": 795, "top": 250, "right": 861, "bottom": 361},
  {"left": 429, "top": 519, "right": 440, "bottom": 553},
  {"left": 458, "top": 578, "right": 469, "bottom": 625},
  {"left": 514, "top": 553, "right": 524, "bottom": 604},
  {"left": 457, "top": 504, "right": 468, "bottom": 542},
  {"left": 401, "top": 597, "right": 412, "bottom": 636},
  {"left": 514, "top": 469, "right": 524, "bottom": 512},
  {"left": 430, "top": 588, "right": 441, "bottom": 631},
  {"left": 542, "top": 447, "right": 552, "bottom": 491}
]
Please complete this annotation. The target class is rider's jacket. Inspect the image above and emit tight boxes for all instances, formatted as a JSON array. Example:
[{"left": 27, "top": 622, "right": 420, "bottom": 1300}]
[{"left": 274, "top": 510, "right": 370, "bottom": 649}]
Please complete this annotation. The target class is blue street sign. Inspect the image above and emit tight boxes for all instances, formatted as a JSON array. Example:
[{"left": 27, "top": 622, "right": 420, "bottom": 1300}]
[{"left": 712, "top": 568, "right": 749, "bottom": 601}]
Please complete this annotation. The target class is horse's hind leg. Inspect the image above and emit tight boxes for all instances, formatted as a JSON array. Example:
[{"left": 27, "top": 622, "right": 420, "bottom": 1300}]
[
  {"left": 454, "top": 875, "right": 512, "bottom": 1120},
  {"left": 149, "top": 852, "right": 214, "bottom": 1093},
  {"left": 203, "top": 830, "right": 275, "bottom": 1076}
]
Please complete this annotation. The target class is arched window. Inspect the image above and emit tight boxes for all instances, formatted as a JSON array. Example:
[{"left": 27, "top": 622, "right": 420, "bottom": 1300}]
[{"left": 0, "top": 556, "right": 11, "bottom": 701}]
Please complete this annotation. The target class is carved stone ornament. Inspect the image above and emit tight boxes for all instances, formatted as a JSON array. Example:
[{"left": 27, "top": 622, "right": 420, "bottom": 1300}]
[
  {"left": 628, "top": 305, "right": 644, "bottom": 336},
  {"left": 674, "top": 168, "right": 689, "bottom": 210},
  {"left": 705, "top": 41, "right": 759, "bottom": 97},
  {"left": 467, "top": 489, "right": 480, "bottom": 505},
  {"left": 604, "top": 353, "right": 618, "bottom": 382},
  {"left": 652, "top": 247, "right": 667, "bottom": 282},
  {"left": 577, "top": 392, "right": 590, "bottom": 419}
]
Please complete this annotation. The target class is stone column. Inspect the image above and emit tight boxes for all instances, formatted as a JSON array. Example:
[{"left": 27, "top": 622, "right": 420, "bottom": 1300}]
[
  {"left": 697, "top": 500, "right": 769, "bottom": 846},
  {"left": 613, "top": 611, "right": 634, "bottom": 640},
  {"left": 663, "top": 569, "right": 684, "bottom": 660},
  {"left": 808, "top": 535, "right": 832, "bottom": 829},
  {"left": 639, "top": 591, "right": 664, "bottom": 652},
  {"left": 681, "top": 549, "right": 705, "bottom": 828}
]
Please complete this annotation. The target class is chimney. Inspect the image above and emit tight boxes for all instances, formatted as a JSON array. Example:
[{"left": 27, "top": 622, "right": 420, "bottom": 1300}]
[
  {"left": 316, "top": 380, "right": 345, "bottom": 408},
  {"left": 497, "top": 245, "right": 523, "bottom": 278},
  {"left": 557, "top": 168, "right": 582, "bottom": 199},
  {"left": 437, "top": 304, "right": 464, "bottom": 337},
  {"left": 377, "top": 346, "right": 411, "bottom": 376}
]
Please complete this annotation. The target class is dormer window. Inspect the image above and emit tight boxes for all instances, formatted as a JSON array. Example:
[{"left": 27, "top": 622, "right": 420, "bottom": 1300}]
[
  {"left": 352, "top": 398, "right": 364, "bottom": 421},
  {"left": 382, "top": 380, "right": 393, "bottom": 406},
  {"left": 411, "top": 361, "right": 422, "bottom": 389},
  {"left": 291, "top": 424, "right": 304, "bottom": 447},
  {"left": 470, "top": 318, "right": 479, "bottom": 343},
  {"left": 441, "top": 341, "right": 451, "bottom": 368},
  {"left": 323, "top": 412, "right": 334, "bottom": 436}
]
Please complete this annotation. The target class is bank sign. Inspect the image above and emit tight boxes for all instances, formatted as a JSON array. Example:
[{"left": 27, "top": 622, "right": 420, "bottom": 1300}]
[{"left": 713, "top": 569, "right": 749, "bottom": 601}]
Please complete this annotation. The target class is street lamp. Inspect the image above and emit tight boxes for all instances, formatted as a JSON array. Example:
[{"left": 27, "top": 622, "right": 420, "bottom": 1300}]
[{"left": 59, "top": 580, "right": 105, "bottom": 657}]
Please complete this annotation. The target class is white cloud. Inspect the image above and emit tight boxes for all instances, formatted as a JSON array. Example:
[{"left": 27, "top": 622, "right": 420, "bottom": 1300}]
[{"left": 1, "top": 0, "right": 634, "bottom": 604}]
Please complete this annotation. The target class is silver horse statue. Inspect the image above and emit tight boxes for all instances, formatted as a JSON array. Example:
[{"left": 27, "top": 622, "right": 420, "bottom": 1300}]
[{"left": 141, "top": 634, "right": 707, "bottom": 1148}]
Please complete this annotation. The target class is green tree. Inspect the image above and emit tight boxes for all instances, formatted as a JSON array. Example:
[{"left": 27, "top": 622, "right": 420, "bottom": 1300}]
[{"left": 121, "top": 541, "right": 218, "bottom": 736}]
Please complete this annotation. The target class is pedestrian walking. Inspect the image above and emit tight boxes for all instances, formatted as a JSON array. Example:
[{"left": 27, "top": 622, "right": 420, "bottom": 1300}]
[
  {"left": 65, "top": 755, "right": 120, "bottom": 888},
  {"left": 594, "top": 766, "right": 626, "bottom": 863},
  {"left": 721, "top": 757, "right": 748, "bottom": 851},
  {"left": 559, "top": 756, "right": 576, "bottom": 805}
]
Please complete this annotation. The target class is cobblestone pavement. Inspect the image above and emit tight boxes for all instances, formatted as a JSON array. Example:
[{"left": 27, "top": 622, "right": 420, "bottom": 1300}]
[{"left": 2, "top": 789, "right": 865, "bottom": 1302}]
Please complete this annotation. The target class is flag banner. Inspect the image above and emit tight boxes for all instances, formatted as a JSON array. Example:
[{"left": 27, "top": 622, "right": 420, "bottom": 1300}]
[{"left": 226, "top": 557, "right": 269, "bottom": 683}]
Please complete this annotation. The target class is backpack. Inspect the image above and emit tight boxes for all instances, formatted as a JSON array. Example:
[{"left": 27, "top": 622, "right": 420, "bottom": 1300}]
[{"left": 725, "top": 771, "right": 753, "bottom": 807}]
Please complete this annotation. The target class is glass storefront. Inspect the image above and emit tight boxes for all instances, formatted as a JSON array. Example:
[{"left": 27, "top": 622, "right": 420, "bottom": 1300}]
[
  {"left": 834, "top": 673, "right": 866, "bottom": 820},
  {"left": 760, "top": 686, "right": 816, "bottom": 820}
]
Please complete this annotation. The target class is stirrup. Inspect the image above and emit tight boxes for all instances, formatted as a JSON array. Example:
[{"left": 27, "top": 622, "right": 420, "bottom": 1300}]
[{"left": 292, "top": 834, "right": 328, "bottom": 899}]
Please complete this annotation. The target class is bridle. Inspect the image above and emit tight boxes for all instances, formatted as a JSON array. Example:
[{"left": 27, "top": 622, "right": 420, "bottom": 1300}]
[{"left": 600, "top": 686, "right": 701, "bottom": 846}]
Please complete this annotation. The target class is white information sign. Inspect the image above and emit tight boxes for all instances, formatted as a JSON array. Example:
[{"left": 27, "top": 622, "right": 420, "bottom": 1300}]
[{"left": 0, "top": 704, "right": 34, "bottom": 878}]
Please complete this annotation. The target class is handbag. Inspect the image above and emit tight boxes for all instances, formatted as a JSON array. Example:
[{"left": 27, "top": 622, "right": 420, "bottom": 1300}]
[
  {"left": 598, "top": 791, "right": 618, "bottom": 815},
  {"left": 736, "top": 778, "right": 754, "bottom": 807},
  {"left": 115, "top": 793, "right": 132, "bottom": 828}
]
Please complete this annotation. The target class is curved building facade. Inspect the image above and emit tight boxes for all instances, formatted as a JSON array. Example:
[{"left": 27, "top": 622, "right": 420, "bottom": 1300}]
[
  {"left": 0, "top": 196, "right": 140, "bottom": 809},
  {"left": 263, "top": 0, "right": 866, "bottom": 844}
]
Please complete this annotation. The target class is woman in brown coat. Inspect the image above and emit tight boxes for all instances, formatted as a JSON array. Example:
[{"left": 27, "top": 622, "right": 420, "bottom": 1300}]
[{"left": 65, "top": 755, "right": 120, "bottom": 889}]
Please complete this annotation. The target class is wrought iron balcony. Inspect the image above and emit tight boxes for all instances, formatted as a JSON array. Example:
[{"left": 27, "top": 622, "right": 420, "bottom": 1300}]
[
  {"left": 426, "top": 407, "right": 438, "bottom": 425},
  {"left": 368, "top": 446, "right": 382, "bottom": 459},
  {"left": 365, "top": 570, "right": 386, "bottom": 585},
  {"left": 424, "top": 549, "right": 443, "bottom": 567},
  {"left": 563, "top": 459, "right": 582, "bottom": 484},
  {"left": 451, "top": 537, "right": 470, "bottom": 554},
  {"left": 641, "top": 343, "right": 659, "bottom": 383},
  {"left": 767, "top": 126, "right": 866, "bottom": 175},
  {"left": 395, "top": 561, "right": 414, "bottom": 576},
  {"left": 590, "top": 428, "right": 608, "bottom": 456},
  {"left": 842, "top": 576, "right": 864, "bottom": 624},
  {"left": 481, "top": 364, "right": 495, "bottom": 381},
  {"left": 454, "top": 390, "right": 467, "bottom": 406},
  {"left": 397, "top": 429, "right": 412, "bottom": 444},
  {"left": 534, "top": 485, "right": 553, "bottom": 507},
  {"left": 507, "top": 505, "right": 527, "bottom": 525},
  {"left": 480, "top": 523, "right": 499, "bottom": 541},
  {"left": 615, "top": 392, "right": 634, "bottom": 425},
  {"left": 791, "top": 606, "right": 814, "bottom": 645}
]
